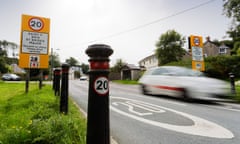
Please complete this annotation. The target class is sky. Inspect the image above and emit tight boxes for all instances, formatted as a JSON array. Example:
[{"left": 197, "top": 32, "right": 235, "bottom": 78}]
[{"left": 0, "top": 0, "right": 232, "bottom": 66}]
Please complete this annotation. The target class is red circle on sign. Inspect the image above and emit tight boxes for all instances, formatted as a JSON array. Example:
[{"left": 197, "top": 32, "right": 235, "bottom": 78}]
[
  {"left": 93, "top": 76, "right": 109, "bottom": 96},
  {"left": 28, "top": 17, "right": 44, "bottom": 31}
]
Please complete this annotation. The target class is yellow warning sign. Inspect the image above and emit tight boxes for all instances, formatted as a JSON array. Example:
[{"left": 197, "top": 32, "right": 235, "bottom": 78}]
[
  {"left": 189, "top": 35, "right": 205, "bottom": 71},
  {"left": 19, "top": 14, "right": 50, "bottom": 69}
]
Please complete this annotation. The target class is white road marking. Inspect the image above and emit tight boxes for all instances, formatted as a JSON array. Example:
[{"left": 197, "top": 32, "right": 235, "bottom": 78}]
[
  {"left": 113, "top": 101, "right": 165, "bottom": 116},
  {"left": 205, "top": 105, "right": 240, "bottom": 112},
  {"left": 110, "top": 91, "right": 187, "bottom": 107},
  {"left": 110, "top": 97, "right": 234, "bottom": 139}
]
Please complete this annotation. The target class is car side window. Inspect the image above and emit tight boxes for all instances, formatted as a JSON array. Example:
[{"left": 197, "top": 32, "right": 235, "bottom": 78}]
[{"left": 151, "top": 68, "right": 169, "bottom": 75}]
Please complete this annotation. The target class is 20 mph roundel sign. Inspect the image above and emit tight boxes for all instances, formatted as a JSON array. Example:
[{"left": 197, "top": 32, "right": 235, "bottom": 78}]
[
  {"left": 94, "top": 76, "right": 109, "bottom": 95},
  {"left": 29, "top": 17, "right": 44, "bottom": 31}
]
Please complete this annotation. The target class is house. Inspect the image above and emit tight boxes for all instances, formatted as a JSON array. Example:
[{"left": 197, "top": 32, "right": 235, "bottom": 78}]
[
  {"left": 121, "top": 64, "right": 141, "bottom": 80},
  {"left": 139, "top": 37, "right": 231, "bottom": 70},
  {"left": 0, "top": 41, "right": 19, "bottom": 59},
  {"left": 138, "top": 54, "right": 158, "bottom": 70},
  {"left": 203, "top": 37, "right": 230, "bottom": 57}
]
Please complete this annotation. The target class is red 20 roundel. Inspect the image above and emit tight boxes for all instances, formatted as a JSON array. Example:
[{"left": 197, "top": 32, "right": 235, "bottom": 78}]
[
  {"left": 29, "top": 17, "right": 44, "bottom": 31},
  {"left": 94, "top": 76, "right": 109, "bottom": 95}
]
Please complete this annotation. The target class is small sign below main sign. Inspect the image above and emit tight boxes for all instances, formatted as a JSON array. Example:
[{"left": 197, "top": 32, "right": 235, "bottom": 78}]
[{"left": 29, "top": 55, "right": 40, "bottom": 68}]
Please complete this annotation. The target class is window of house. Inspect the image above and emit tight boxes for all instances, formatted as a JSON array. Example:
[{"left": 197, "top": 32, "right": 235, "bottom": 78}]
[{"left": 219, "top": 45, "right": 227, "bottom": 54}]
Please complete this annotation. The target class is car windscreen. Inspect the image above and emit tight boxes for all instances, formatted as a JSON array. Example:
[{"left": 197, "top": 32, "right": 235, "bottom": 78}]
[
  {"left": 149, "top": 67, "right": 204, "bottom": 77},
  {"left": 168, "top": 67, "right": 204, "bottom": 77}
]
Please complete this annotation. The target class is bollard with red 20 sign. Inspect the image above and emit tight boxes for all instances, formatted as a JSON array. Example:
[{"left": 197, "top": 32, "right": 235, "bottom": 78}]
[{"left": 85, "top": 44, "right": 113, "bottom": 144}]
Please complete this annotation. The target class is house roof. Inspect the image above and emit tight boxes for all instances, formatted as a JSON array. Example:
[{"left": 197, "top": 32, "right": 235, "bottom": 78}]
[{"left": 122, "top": 64, "right": 140, "bottom": 70}]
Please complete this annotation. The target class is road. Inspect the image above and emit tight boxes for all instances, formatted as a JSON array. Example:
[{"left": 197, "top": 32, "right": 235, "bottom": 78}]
[{"left": 69, "top": 80, "right": 240, "bottom": 144}]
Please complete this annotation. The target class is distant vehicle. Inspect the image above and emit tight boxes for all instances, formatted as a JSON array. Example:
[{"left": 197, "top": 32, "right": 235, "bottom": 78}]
[
  {"left": 138, "top": 66, "right": 230, "bottom": 100},
  {"left": 2, "top": 73, "right": 21, "bottom": 81},
  {"left": 80, "top": 76, "right": 88, "bottom": 81}
]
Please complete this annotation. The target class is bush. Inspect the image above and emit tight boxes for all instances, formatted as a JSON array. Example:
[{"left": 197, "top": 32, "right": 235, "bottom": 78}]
[
  {"left": 165, "top": 56, "right": 240, "bottom": 80},
  {"left": 205, "top": 55, "right": 240, "bottom": 79}
]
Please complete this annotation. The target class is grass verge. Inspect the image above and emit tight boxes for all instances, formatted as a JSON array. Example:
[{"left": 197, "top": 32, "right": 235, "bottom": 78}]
[
  {"left": 233, "top": 85, "right": 240, "bottom": 102},
  {"left": 112, "top": 80, "right": 139, "bottom": 85},
  {"left": 0, "top": 82, "right": 86, "bottom": 144}
]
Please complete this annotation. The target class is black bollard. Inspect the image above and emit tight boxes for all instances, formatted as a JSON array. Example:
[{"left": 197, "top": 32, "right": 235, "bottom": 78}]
[
  {"left": 229, "top": 72, "right": 236, "bottom": 94},
  {"left": 60, "top": 63, "right": 70, "bottom": 114},
  {"left": 54, "top": 68, "right": 61, "bottom": 96},
  {"left": 52, "top": 69, "right": 55, "bottom": 90},
  {"left": 86, "top": 44, "right": 113, "bottom": 144}
]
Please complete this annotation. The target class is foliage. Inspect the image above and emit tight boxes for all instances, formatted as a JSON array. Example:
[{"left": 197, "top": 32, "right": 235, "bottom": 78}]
[
  {"left": 65, "top": 57, "right": 79, "bottom": 66},
  {"left": 223, "top": 0, "right": 240, "bottom": 53},
  {"left": 0, "top": 83, "right": 86, "bottom": 144},
  {"left": 155, "top": 30, "right": 186, "bottom": 65},
  {"left": 0, "top": 45, "right": 8, "bottom": 73},
  {"left": 110, "top": 59, "right": 125, "bottom": 73},
  {"left": 80, "top": 63, "right": 89, "bottom": 74},
  {"left": 165, "top": 58, "right": 192, "bottom": 68},
  {"left": 234, "top": 85, "right": 240, "bottom": 102},
  {"left": 204, "top": 55, "right": 240, "bottom": 79},
  {"left": 49, "top": 53, "right": 61, "bottom": 68},
  {"left": 166, "top": 55, "right": 240, "bottom": 80},
  {"left": 0, "top": 57, "right": 8, "bottom": 73}
]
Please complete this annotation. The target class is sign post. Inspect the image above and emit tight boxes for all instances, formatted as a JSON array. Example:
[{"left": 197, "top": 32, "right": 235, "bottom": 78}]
[
  {"left": 189, "top": 35, "right": 205, "bottom": 71},
  {"left": 85, "top": 44, "right": 113, "bottom": 144},
  {"left": 19, "top": 14, "right": 50, "bottom": 92}
]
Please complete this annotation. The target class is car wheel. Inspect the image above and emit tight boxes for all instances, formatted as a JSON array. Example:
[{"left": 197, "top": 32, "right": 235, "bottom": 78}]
[
  {"left": 182, "top": 89, "right": 191, "bottom": 102},
  {"left": 141, "top": 84, "right": 148, "bottom": 95}
]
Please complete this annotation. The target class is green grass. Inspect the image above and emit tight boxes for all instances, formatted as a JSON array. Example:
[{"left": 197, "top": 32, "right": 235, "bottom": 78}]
[
  {"left": 112, "top": 80, "right": 139, "bottom": 85},
  {"left": 0, "top": 82, "right": 86, "bottom": 144},
  {"left": 233, "top": 85, "right": 240, "bottom": 102}
]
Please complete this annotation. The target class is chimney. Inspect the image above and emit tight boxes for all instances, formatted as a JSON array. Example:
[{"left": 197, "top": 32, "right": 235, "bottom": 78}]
[{"left": 206, "top": 36, "right": 211, "bottom": 42}]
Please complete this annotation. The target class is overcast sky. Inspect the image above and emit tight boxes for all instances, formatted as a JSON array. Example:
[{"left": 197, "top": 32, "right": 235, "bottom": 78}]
[{"left": 0, "top": 0, "right": 231, "bottom": 66}]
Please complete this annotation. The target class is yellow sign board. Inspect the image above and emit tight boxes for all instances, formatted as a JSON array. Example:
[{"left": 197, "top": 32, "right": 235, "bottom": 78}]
[
  {"left": 19, "top": 14, "right": 50, "bottom": 68},
  {"left": 189, "top": 35, "right": 205, "bottom": 71}
]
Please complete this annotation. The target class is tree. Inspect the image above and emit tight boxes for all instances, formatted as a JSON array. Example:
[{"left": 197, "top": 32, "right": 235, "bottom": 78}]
[
  {"left": 155, "top": 30, "right": 186, "bottom": 65},
  {"left": 65, "top": 57, "right": 79, "bottom": 66},
  {"left": 223, "top": 0, "right": 240, "bottom": 53},
  {"left": 0, "top": 41, "right": 8, "bottom": 73},
  {"left": 80, "top": 63, "right": 89, "bottom": 74},
  {"left": 49, "top": 52, "right": 61, "bottom": 68},
  {"left": 110, "top": 59, "right": 125, "bottom": 73}
]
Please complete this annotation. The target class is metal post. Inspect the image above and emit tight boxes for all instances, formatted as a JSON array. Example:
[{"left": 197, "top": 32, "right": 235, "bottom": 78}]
[
  {"left": 60, "top": 63, "right": 69, "bottom": 114},
  {"left": 25, "top": 69, "right": 30, "bottom": 93},
  {"left": 229, "top": 72, "right": 236, "bottom": 94},
  {"left": 85, "top": 44, "right": 113, "bottom": 144},
  {"left": 51, "top": 48, "right": 53, "bottom": 81},
  {"left": 39, "top": 69, "right": 43, "bottom": 89},
  {"left": 54, "top": 68, "right": 61, "bottom": 96}
]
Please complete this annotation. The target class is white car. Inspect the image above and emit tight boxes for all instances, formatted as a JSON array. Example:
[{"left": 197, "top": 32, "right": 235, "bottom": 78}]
[
  {"left": 80, "top": 76, "right": 88, "bottom": 81},
  {"left": 2, "top": 73, "right": 21, "bottom": 81},
  {"left": 138, "top": 66, "right": 230, "bottom": 100}
]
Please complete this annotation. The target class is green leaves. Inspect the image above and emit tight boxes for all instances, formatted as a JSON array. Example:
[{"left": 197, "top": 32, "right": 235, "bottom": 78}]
[{"left": 156, "top": 30, "right": 186, "bottom": 65}]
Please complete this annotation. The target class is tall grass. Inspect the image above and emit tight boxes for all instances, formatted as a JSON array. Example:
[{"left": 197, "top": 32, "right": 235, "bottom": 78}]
[{"left": 0, "top": 82, "right": 86, "bottom": 144}]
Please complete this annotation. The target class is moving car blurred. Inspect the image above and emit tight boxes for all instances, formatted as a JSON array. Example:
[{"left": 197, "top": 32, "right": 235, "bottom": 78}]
[
  {"left": 2, "top": 73, "right": 21, "bottom": 81},
  {"left": 138, "top": 66, "right": 230, "bottom": 100}
]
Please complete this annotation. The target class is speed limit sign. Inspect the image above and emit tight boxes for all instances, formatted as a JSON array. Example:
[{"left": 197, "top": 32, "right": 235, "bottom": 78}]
[
  {"left": 94, "top": 76, "right": 109, "bottom": 95},
  {"left": 28, "top": 17, "right": 44, "bottom": 31}
]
